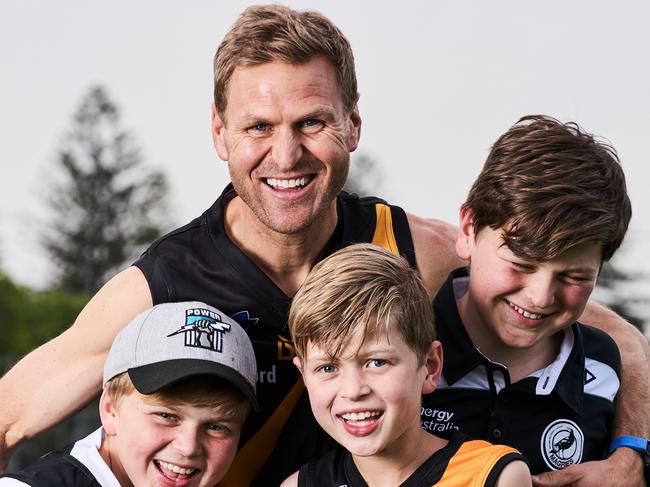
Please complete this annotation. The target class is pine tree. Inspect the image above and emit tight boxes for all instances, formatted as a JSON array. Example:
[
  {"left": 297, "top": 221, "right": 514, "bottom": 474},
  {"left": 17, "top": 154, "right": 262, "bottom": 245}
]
[{"left": 43, "top": 86, "right": 170, "bottom": 293}]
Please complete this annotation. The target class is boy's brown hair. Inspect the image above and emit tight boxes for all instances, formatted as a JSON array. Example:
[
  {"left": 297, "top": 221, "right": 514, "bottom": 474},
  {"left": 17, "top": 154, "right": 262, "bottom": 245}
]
[
  {"left": 463, "top": 115, "right": 631, "bottom": 262},
  {"left": 213, "top": 4, "right": 357, "bottom": 119},
  {"left": 288, "top": 243, "right": 435, "bottom": 364},
  {"left": 105, "top": 373, "right": 250, "bottom": 422}
]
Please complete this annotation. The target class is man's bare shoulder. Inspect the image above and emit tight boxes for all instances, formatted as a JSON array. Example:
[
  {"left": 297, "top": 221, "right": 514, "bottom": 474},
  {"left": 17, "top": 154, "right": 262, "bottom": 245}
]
[{"left": 406, "top": 212, "right": 465, "bottom": 298}]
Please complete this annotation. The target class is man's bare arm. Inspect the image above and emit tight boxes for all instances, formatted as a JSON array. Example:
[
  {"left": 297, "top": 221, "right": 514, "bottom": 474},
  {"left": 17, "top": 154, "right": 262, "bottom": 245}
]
[
  {"left": 0, "top": 266, "right": 153, "bottom": 469},
  {"left": 407, "top": 213, "right": 464, "bottom": 298}
]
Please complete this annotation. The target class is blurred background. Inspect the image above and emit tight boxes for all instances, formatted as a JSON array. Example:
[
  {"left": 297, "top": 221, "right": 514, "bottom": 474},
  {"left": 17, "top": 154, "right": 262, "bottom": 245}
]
[{"left": 1, "top": 0, "right": 648, "bottom": 470}]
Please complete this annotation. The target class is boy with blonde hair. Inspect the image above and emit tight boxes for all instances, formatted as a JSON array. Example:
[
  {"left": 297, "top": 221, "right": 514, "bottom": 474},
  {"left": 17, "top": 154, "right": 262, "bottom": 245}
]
[
  {"left": 283, "top": 244, "right": 530, "bottom": 486},
  {"left": 0, "top": 301, "right": 258, "bottom": 486}
]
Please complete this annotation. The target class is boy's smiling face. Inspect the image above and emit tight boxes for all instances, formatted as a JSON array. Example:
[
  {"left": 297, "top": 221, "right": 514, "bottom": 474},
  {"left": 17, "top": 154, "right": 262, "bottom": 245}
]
[
  {"left": 100, "top": 389, "right": 243, "bottom": 487},
  {"left": 456, "top": 209, "right": 602, "bottom": 357},
  {"left": 295, "top": 322, "right": 441, "bottom": 459}
]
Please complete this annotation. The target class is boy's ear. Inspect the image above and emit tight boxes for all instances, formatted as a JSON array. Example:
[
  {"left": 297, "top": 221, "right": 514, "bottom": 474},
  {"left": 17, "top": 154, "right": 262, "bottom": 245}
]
[
  {"left": 211, "top": 103, "right": 229, "bottom": 161},
  {"left": 292, "top": 356, "right": 304, "bottom": 375},
  {"left": 456, "top": 207, "right": 475, "bottom": 261},
  {"left": 422, "top": 340, "right": 443, "bottom": 395},
  {"left": 99, "top": 389, "right": 119, "bottom": 436}
]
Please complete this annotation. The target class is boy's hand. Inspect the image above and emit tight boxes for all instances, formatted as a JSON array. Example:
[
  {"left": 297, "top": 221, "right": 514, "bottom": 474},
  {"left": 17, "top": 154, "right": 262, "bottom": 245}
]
[{"left": 531, "top": 449, "right": 644, "bottom": 487}]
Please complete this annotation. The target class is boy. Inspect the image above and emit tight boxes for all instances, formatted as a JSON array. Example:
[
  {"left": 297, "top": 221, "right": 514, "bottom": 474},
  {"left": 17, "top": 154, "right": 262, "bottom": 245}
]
[
  {"left": 282, "top": 244, "right": 531, "bottom": 486},
  {"left": 0, "top": 301, "right": 258, "bottom": 486},
  {"left": 421, "top": 115, "right": 631, "bottom": 475}
]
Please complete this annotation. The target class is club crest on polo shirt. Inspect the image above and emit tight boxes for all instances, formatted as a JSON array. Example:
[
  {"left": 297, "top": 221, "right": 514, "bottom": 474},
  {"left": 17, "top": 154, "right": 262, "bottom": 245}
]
[
  {"left": 167, "top": 307, "right": 231, "bottom": 352},
  {"left": 541, "top": 419, "right": 584, "bottom": 470}
]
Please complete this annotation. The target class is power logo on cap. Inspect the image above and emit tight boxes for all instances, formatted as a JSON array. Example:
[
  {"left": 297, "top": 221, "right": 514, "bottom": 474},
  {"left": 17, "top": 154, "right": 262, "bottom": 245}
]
[{"left": 167, "top": 308, "right": 231, "bottom": 352}]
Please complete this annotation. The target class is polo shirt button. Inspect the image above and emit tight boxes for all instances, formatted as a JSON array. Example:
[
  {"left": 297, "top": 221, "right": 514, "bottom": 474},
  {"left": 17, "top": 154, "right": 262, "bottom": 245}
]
[{"left": 492, "top": 428, "right": 502, "bottom": 439}]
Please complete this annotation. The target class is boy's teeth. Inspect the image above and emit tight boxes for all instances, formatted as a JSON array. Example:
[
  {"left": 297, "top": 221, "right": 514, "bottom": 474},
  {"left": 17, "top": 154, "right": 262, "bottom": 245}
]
[
  {"left": 158, "top": 460, "right": 196, "bottom": 476},
  {"left": 508, "top": 301, "right": 543, "bottom": 320},
  {"left": 266, "top": 177, "right": 309, "bottom": 189},
  {"left": 341, "top": 411, "right": 381, "bottom": 421}
]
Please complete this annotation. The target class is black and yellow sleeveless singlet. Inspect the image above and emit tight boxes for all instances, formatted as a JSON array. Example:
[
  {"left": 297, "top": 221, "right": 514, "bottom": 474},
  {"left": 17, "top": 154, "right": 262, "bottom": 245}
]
[
  {"left": 297, "top": 431, "right": 525, "bottom": 487},
  {"left": 134, "top": 184, "right": 416, "bottom": 486}
]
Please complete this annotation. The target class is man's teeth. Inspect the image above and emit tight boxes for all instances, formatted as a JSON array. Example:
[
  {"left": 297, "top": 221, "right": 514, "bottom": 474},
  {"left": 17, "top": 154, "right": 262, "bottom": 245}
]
[
  {"left": 157, "top": 460, "right": 196, "bottom": 476},
  {"left": 341, "top": 411, "right": 381, "bottom": 421},
  {"left": 508, "top": 301, "right": 543, "bottom": 319},
  {"left": 266, "top": 177, "right": 309, "bottom": 189}
]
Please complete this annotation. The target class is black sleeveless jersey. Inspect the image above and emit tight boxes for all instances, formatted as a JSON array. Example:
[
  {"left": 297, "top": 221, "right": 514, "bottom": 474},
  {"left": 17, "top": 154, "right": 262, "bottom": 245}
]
[
  {"left": 297, "top": 431, "right": 524, "bottom": 487},
  {"left": 134, "top": 184, "right": 416, "bottom": 486}
]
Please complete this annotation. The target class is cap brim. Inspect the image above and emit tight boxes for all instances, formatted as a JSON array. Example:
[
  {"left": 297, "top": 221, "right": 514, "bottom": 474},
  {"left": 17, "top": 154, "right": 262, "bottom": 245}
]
[{"left": 128, "top": 359, "right": 259, "bottom": 411}]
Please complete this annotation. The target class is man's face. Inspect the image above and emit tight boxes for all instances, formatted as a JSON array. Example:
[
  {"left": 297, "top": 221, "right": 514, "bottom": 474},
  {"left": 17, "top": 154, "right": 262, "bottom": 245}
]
[
  {"left": 212, "top": 56, "right": 361, "bottom": 235},
  {"left": 101, "top": 390, "right": 243, "bottom": 487},
  {"left": 455, "top": 210, "right": 601, "bottom": 357},
  {"left": 295, "top": 325, "right": 441, "bottom": 459}
]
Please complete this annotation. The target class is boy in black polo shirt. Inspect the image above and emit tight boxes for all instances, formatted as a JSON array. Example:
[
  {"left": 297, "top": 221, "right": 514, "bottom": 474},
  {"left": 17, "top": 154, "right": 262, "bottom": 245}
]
[{"left": 421, "top": 115, "right": 630, "bottom": 475}]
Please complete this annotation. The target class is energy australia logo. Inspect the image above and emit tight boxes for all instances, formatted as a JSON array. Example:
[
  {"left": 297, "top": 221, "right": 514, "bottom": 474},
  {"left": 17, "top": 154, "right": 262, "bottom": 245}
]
[
  {"left": 167, "top": 308, "right": 231, "bottom": 352},
  {"left": 541, "top": 419, "right": 584, "bottom": 470}
]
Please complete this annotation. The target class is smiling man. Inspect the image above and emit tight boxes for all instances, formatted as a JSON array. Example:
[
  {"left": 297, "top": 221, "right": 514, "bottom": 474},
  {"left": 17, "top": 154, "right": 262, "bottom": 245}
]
[{"left": 0, "top": 5, "right": 648, "bottom": 487}]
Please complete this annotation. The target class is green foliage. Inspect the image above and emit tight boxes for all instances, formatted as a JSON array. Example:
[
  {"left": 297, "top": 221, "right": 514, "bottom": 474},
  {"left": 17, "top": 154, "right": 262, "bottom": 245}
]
[
  {"left": 0, "top": 271, "right": 88, "bottom": 357},
  {"left": 43, "top": 85, "right": 170, "bottom": 293}
]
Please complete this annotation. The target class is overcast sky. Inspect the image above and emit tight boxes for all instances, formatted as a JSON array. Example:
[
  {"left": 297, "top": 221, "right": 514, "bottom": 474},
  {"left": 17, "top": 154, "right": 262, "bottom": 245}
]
[{"left": 1, "top": 1, "right": 648, "bottom": 310}]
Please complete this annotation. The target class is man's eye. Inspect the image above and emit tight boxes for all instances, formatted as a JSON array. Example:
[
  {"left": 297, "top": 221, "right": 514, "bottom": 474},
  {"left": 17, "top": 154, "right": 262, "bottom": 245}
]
[
  {"left": 248, "top": 123, "right": 270, "bottom": 134},
  {"left": 301, "top": 119, "right": 323, "bottom": 132}
]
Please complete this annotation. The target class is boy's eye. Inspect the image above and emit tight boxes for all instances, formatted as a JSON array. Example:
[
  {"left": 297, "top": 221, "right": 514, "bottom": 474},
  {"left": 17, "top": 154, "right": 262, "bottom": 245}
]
[
  {"left": 511, "top": 261, "right": 534, "bottom": 271},
  {"left": 154, "top": 412, "right": 177, "bottom": 422},
  {"left": 368, "top": 359, "right": 387, "bottom": 368},
  {"left": 207, "top": 423, "right": 231, "bottom": 436},
  {"left": 317, "top": 364, "right": 337, "bottom": 374},
  {"left": 561, "top": 274, "right": 594, "bottom": 284}
]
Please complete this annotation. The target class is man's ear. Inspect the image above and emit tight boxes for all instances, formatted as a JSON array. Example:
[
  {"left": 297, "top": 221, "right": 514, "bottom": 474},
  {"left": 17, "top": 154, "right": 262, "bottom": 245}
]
[
  {"left": 455, "top": 206, "right": 475, "bottom": 261},
  {"left": 292, "top": 355, "right": 304, "bottom": 375},
  {"left": 211, "top": 103, "right": 229, "bottom": 161},
  {"left": 422, "top": 340, "right": 443, "bottom": 395},
  {"left": 99, "top": 389, "right": 119, "bottom": 436},
  {"left": 347, "top": 97, "right": 362, "bottom": 152}
]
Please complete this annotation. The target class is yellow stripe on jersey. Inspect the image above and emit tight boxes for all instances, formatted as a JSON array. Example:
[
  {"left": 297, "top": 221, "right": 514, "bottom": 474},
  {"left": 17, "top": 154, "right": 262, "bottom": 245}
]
[
  {"left": 372, "top": 203, "right": 399, "bottom": 255},
  {"left": 219, "top": 378, "right": 306, "bottom": 486},
  {"left": 436, "top": 440, "right": 520, "bottom": 486}
]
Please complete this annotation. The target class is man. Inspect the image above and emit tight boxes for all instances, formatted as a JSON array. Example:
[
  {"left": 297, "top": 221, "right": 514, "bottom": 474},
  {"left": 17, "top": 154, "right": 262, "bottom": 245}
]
[{"left": 0, "top": 5, "right": 647, "bottom": 487}]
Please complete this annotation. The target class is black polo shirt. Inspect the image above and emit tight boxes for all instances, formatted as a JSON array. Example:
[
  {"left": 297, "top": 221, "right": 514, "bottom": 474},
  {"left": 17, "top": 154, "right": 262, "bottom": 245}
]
[{"left": 422, "top": 268, "right": 621, "bottom": 474}]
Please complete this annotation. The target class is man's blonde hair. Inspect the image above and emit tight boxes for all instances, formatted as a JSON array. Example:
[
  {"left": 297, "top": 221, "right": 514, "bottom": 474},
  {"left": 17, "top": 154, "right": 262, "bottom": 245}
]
[
  {"left": 105, "top": 373, "right": 251, "bottom": 422},
  {"left": 289, "top": 244, "right": 435, "bottom": 365},
  {"left": 213, "top": 4, "right": 357, "bottom": 119}
]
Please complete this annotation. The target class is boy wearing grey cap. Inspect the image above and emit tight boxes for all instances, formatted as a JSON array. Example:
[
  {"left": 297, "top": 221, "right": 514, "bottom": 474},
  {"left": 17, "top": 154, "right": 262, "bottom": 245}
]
[{"left": 0, "top": 301, "right": 258, "bottom": 487}]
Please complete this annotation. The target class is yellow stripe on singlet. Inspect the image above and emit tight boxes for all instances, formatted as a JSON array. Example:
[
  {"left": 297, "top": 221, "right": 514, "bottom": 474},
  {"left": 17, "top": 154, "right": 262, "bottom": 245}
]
[
  {"left": 372, "top": 203, "right": 399, "bottom": 255},
  {"left": 436, "top": 440, "right": 520, "bottom": 487},
  {"left": 220, "top": 204, "right": 399, "bottom": 486},
  {"left": 219, "top": 378, "right": 306, "bottom": 486}
]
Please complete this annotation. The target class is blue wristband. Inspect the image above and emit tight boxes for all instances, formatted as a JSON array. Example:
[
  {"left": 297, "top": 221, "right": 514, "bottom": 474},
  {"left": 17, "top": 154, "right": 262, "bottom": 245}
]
[{"left": 608, "top": 436, "right": 649, "bottom": 455}]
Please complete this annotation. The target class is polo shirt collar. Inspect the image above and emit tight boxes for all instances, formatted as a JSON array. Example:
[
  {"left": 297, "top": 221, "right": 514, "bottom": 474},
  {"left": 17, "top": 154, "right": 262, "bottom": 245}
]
[{"left": 434, "top": 267, "right": 586, "bottom": 414}]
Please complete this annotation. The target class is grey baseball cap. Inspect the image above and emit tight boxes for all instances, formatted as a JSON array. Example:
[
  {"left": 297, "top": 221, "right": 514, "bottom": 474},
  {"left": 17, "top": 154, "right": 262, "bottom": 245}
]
[{"left": 103, "top": 301, "right": 259, "bottom": 410}]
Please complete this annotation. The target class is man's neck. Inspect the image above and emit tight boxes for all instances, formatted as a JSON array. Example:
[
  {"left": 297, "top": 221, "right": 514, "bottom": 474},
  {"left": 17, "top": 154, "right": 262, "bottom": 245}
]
[{"left": 224, "top": 196, "right": 338, "bottom": 297}]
